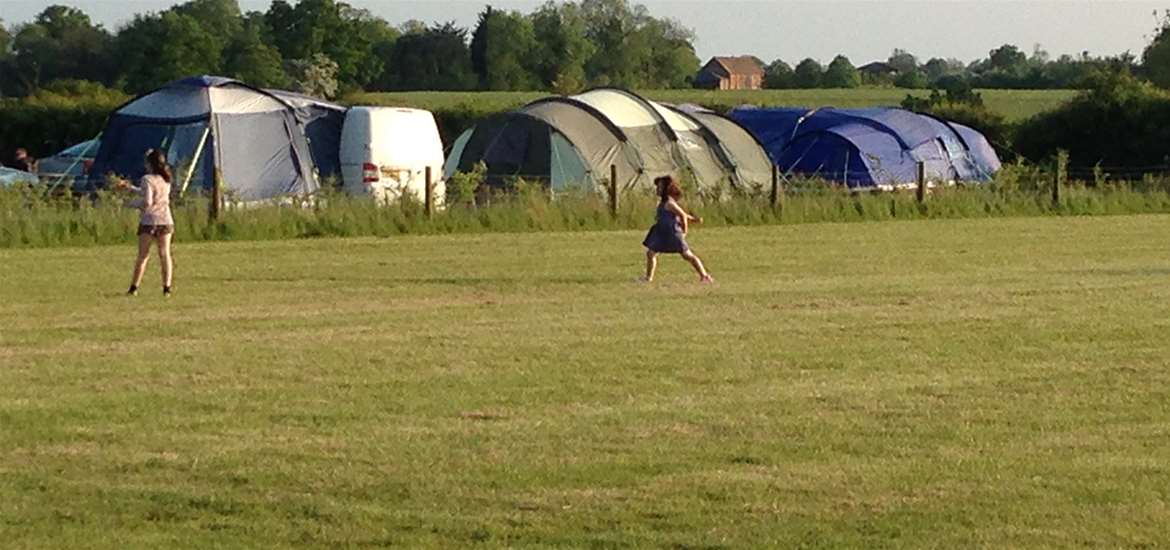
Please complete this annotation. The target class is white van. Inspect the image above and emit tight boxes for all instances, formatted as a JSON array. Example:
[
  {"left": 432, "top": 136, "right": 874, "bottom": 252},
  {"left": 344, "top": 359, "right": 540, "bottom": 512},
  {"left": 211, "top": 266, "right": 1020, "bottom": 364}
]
[{"left": 339, "top": 107, "right": 445, "bottom": 205}]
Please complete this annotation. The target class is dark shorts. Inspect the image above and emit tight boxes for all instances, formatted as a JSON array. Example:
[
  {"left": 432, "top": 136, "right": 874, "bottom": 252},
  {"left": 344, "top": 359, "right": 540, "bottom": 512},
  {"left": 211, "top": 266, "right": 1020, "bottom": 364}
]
[{"left": 137, "top": 224, "right": 174, "bottom": 237}]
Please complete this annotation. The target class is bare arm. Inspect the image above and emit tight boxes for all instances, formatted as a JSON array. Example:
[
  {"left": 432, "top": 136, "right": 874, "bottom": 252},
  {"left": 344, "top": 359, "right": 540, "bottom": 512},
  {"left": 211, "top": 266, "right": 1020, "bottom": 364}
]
[
  {"left": 128, "top": 177, "right": 150, "bottom": 210},
  {"left": 666, "top": 199, "right": 692, "bottom": 233},
  {"left": 666, "top": 199, "right": 701, "bottom": 233}
]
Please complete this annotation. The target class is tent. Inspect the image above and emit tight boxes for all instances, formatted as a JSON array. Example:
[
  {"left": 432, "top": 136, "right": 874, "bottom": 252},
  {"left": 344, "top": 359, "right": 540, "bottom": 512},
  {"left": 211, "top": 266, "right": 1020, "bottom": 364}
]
[
  {"left": 727, "top": 106, "right": 1001, "bottom": 189},
  {"left": 444, "top": 88, "right": 773, "bottom": 192},
  {"left": 89, "top": 76, "right": 325, "bottom": 200},
  {"left": 266, "top": 89, "right": 347, "bottom": 182}
]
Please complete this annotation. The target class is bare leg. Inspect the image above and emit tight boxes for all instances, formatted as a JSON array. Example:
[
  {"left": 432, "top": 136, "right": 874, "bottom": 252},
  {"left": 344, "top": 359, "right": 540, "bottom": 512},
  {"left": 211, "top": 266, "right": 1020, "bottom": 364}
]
[
  {"left": 157, "top": 233, "right": 173, "bottom": 290},
  {"left": 130, "top": 233, "right": 153, "bottom": 288},
  {"left": 680, "top": 250, "right": 711, "bottom": 281},
  {"left": 643, "top": 249, "right": 658, "bottom": 281}
]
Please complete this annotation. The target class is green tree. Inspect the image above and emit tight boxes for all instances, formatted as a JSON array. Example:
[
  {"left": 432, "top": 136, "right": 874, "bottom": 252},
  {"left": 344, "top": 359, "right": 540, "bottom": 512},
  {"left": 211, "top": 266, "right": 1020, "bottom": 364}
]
[
  {"left": 0, "top": 20, "right": 13, "bottom": 97},
  {"left": 922, "top": 57, "right": 964, "bottom": 83},
  {"left": 286, "top": 53, "right": 339, "bottom": 98},
  {"left": 264, "top": 0, "right": 393, "bottom": 91},
  {"left": 793, "top": 58, "right": 823, "bottom": 88},
  {"left": 398, "top": 19, "right": 428, "bottom": 35},
  {"left": 8, "top": 6, "right": 115, "bottom": 94},
  {"left": 384, "top": 23, "right": 476, "bottom": 91},
  {"left": 581, "top": 0, "right": 643, "bottom": 86},
  {"left": 0, "top": 19, "right": 10, "bottom": 54},
  {"left": 173, "top": 0, "right": 242, "bottom": 50},
  {"left": 895, "top": 69, "right": 929, "bottom": 89},
  {"left": 1143, "top": 11, "right": 1170, "bottom": 88},
  {"left": 115, "top": 11, "right": 222, "bottom": 93},
  {"left": 887, "top": 48, "right": 918, "bottom": 74},
  {"left": 764, "top": 59, "right": 794, "bottom": 89},
  {"left": 470, "top": 7, "right": 540, "bottom": 90},
  {"left": 632, "top": 16, "right": 698, "bottom": 88},
  {"left": 987, "top": 44, "right": 1027, "bottom": 73},
  {"left": 1015, "top": 71, "right": 1170, "bottom": 166},
  {"left": 823, "top": 55, "right": 860, "bottom": 88},
  {"left": 530, "top": 2, "right": 595, "bottom": 93},
  {"left": 223, "top": 20, "right": 288, "bottom": 87},
  {"left": 577, "top": 0, "right": 696, "bottom": 89}
]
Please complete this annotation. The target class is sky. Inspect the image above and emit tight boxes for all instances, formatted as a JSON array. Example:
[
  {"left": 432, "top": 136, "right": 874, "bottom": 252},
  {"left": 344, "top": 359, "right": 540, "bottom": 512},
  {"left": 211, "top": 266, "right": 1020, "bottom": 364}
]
[{"left": 2, "top": 0, "right": 1165, "bottom": 64}]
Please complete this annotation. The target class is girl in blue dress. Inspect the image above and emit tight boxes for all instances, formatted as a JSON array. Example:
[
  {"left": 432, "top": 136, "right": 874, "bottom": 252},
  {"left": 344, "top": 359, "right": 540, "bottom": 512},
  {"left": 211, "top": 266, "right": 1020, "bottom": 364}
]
[{"left": 641, "top": 175, "right": 713, "bottom": 283}]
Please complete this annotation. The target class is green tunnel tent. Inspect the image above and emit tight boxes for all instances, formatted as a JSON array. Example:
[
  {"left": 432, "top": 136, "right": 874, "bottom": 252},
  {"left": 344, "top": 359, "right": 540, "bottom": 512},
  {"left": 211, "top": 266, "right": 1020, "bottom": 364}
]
[
  {"left": 671, "top": 104, "right": 775, "bottom": 191},
  {"left": 443, "top": 88, "right": 773, "bottom": 192}
]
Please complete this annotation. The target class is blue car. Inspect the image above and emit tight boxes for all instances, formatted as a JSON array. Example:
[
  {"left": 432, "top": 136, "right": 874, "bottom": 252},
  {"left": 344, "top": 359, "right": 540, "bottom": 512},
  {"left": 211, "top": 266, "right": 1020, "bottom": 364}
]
[
  {"left": 38, "top": 139, "right": 100, "bottom": 181},
  {"left": 0, "top": 166, "right": 39, "bottom": 187}
]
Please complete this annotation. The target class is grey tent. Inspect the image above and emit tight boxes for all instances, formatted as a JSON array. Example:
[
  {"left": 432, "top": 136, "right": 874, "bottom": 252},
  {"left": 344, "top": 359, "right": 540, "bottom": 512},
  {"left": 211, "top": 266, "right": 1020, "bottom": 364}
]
[
  {"left": 89, "top": 76, "right": 325, "bottom": 201},
  {"left": 672, "top": 103, "right": 774, "bottom": 190},
  {"left": 444, "top": 88, "right": 772, "bottom": 192},
  {"left": 265, "top": 89, "right": 347, "bottom": 182}
]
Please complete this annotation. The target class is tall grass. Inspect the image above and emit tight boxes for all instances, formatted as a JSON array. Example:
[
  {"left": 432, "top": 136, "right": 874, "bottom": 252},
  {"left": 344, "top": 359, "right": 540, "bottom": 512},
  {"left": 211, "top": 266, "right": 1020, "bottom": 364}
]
[{"left": 5, "top": 166, "right": 1170, "bottom": 249}]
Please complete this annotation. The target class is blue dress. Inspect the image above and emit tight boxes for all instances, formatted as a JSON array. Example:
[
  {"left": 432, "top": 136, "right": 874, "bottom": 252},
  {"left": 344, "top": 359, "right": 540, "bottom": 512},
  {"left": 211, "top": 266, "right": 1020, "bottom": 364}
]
[{"left": 642, "top": 202, "right": 689, "bottom": 253}]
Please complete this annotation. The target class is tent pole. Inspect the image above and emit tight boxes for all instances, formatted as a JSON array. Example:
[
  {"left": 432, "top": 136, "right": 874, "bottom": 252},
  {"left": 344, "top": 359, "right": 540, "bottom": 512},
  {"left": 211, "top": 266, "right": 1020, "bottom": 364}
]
[
  {"left": 180, "top": 126, "right": 211, "bottom": 198},
  {"left": 425, "top": 166, "right": 434, "bottom": 218},
  {"left": 49, "top": 133, "right": 101, "bottom": 192},
  {"left": 770, "top": 164, "right": 780, "bottom": 209},
  {"left": 209, "top": 170, "right": 223, "bottom": 223},
  {"left": 609, "top": 164, "right": 618, "bottom": 217},
  {"left": 916, "top": 161, "right": 927, "bottom": 204}
]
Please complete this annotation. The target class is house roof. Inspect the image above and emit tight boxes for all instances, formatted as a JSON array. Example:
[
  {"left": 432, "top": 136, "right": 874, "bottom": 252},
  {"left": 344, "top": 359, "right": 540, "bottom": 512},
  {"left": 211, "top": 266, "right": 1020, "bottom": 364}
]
[
  {"left": 706, "top": 56, "right": 765, "bottom": 77},
  {"left": 858, "top": 61, "right": 899, "bottom": 74}
]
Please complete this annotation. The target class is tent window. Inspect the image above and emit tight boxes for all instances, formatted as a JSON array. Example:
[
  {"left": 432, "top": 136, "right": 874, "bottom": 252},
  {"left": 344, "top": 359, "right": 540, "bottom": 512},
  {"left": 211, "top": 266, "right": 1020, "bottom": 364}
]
[
  {"left": 936, "top": 136, "right": 965, "bottom": 161},
  {"left": 108, "top": 121, "right": 213, "bottom": 188},
  {"left": 549, "top": 131, "right": 589, "bottom": 191}
]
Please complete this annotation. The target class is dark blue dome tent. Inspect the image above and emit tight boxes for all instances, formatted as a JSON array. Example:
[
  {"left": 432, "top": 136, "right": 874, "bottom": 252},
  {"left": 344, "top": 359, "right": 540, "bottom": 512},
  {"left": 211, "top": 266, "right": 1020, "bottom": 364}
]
[
  {"left": 88, "top": 76, "right": 342, "bottom": 201},
  {"left": 727, "top": 106, "right": 1001, "bottom": 189}
]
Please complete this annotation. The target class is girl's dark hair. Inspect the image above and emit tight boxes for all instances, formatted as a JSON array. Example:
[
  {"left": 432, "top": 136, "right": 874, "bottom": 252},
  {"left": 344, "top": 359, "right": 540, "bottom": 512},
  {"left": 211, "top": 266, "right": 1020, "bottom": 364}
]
[
  {"left": 656, "top": 175, "right": 682, "bottom": 201},
  {"left": 145, "top": 149, "right": 172, "bottom": 183}
]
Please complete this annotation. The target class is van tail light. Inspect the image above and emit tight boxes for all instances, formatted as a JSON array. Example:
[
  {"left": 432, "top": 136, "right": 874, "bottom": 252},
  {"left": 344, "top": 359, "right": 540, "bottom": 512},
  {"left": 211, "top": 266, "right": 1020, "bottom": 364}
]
[{"left": 362, "top": 163, "right": 379, "bottom": 184}]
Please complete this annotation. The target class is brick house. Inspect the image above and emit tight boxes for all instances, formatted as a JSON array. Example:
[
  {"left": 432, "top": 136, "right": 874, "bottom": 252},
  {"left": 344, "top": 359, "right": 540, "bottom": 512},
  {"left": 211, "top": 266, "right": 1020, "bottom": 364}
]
[{"left": 694, "top": 56, "right": 765, "bottom": 90}]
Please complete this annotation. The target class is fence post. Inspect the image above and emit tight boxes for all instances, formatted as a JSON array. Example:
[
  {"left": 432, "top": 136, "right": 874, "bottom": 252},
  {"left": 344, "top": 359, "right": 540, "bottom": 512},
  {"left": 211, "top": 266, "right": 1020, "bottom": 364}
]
[
  {"left": 209, "top": 171, "right": 223, "bottom": 222},
  {"left": 424, "top": 166, "right": 434, "bottom": 218},
  {"left": 609, "top": 164, "right": 618, "bottom": 217},
  {"left": 1052, "top": 150, "right": 1067, "bottom": 207},
  {"left": 770, "top": 164, "right": 780, "bottom": 209},
  {"left": 915, "top": 161, "right": 926, "bottom": 204}
]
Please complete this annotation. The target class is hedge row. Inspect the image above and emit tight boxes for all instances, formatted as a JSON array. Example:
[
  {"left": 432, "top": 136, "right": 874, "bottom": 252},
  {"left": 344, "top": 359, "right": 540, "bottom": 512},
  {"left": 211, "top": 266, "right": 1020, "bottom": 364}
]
[{"left": 0, "top": 99, "right": 121, "bottom": 162}]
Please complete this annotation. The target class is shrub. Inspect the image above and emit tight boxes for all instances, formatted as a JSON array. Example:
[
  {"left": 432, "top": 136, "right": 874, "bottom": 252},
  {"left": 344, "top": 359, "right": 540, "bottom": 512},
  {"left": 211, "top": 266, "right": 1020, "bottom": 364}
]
[{"left": 1014, "top": 71, "right": 1170, "bottom": 168}]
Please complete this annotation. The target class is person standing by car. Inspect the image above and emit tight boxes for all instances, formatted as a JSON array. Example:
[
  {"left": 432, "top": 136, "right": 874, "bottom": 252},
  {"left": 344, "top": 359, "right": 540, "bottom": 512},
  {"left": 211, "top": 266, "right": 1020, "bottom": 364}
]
[
  {"left": 117, "top": 149, "right": 175, "bottom": 297},
  {"left": 11, "top": 148, "right": 37, "bottom": 173}
]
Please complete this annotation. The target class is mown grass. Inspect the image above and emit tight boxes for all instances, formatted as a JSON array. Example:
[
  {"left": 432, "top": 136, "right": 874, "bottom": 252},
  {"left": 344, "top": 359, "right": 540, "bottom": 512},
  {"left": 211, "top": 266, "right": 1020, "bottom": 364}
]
[
  {"left": 346, "top": 88, "right": 1077, "bottom": 122},
  {"left": 2, "top": 215, "right": 1169, "bottom": 547}
]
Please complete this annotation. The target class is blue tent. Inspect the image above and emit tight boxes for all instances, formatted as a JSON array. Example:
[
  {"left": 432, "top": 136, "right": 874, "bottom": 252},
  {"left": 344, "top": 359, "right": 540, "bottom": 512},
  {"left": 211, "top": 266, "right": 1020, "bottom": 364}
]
[
  {"left": 89, "top": 76, "right": 339, "bottom": 201},
  {"left": 727, "top": 107, "right": 1001, "bottom": 189}
]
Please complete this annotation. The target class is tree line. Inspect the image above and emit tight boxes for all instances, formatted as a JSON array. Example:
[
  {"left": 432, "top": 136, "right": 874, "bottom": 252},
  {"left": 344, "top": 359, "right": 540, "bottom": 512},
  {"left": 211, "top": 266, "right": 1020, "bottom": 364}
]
[
  {"left": 6, "top": 0, "right": 1170, "bottom": 102},
  {"left": 762, "top": 45, "right": 1140, "bottom": 91},
  {"left": 0, "top": 0, "right": 698, "bottom": 99}
]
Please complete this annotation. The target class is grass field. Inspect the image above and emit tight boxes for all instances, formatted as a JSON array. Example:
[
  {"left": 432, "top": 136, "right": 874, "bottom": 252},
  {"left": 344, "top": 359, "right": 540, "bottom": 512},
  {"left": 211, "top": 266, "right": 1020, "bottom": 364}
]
[
  {"left": 3, "top": 215, "right": 1169, "bottom": 547},
  {"left": 347, "top": 88, "right": 1077, "bottom": 122}
]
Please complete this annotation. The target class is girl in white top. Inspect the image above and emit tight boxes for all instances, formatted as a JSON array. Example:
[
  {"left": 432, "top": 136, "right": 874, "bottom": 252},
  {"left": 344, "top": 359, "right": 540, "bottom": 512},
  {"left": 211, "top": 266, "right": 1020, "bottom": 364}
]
[{"left": 119, "top": 149, "right": 175, "bottom": 296}]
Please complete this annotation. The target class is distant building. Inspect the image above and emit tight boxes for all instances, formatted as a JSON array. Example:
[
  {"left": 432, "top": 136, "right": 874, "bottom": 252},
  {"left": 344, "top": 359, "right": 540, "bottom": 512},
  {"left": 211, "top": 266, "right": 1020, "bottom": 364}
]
[
  {"left": 694, "top": 56, "right": 765, "bottom": 90},
  {"left": 858, "top": 61, "right": 899, "bottom": 84}
]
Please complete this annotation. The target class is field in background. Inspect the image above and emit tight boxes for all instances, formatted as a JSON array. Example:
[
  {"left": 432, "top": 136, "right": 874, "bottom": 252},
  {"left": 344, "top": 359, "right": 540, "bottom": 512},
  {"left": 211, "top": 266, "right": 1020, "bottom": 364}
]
[
  {"left": 347, "top": 88, "right": 1078, "bottom": 122},
  {"left": 2, "top": 215, "right": 1168, "bottom": 547}
]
